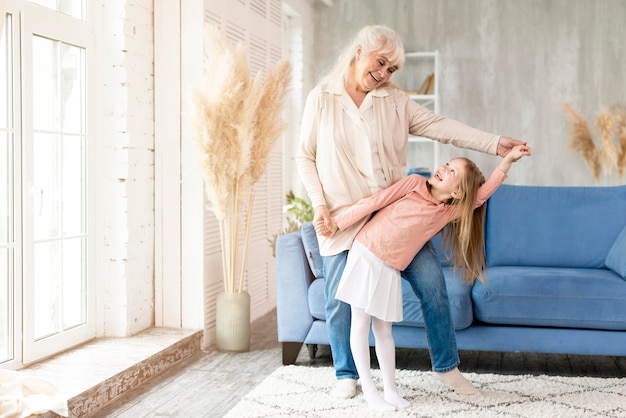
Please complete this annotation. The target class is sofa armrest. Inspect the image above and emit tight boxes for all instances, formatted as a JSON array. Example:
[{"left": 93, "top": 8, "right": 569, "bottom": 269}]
[{"left": 276, "top": 230, "right": 315, "bottom": 343}]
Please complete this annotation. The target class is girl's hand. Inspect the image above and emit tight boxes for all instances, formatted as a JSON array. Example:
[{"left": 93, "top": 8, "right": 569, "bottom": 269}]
[
  {"left": 497, "top": 136, "right": 527, "bottom": 157},
  {"left": 507, "top": 144, "right": 532, "bottom": 162},
  {"left": 313, "top": 205, "right": 333, "bottom": 237},
  {"left": 498, "top": 144, "right": 531, "bottom": 173},
  {"left": 327, "top": 218, "right": 339, "bottom": 237}
]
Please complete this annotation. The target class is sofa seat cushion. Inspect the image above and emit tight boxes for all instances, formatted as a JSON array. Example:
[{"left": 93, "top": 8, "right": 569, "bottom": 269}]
[
  {"left": 308, "top": 278, "right": 326, "bottom": 320},
  {"left": 472, "top": 266, "right": 626, "bottom": 330},
  {"left": 308, "top": 266, "right": 474, "bottom": 330}
]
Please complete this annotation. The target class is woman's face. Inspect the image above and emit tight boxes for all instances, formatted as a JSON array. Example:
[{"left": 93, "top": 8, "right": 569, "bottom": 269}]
[{"left": 353, "top": 48, "right": 397, "bottom": 92}]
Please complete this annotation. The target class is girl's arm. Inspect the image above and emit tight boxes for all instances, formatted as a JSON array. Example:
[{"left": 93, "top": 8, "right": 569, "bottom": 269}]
[
  {"left": 331, "top": 175, "right": 422, "bottom": 233},
  {"left": 475, "top": 144, "right": 531, "bottom": 206}
]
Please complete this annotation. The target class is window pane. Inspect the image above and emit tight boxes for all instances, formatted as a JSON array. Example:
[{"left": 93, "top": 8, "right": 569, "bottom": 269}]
[
  {"left": 33, "top": 239, "right": 86, "bottom": 340},
  {"left": 62, "top": 135, "right": 85, "bottom": 236},
  {"left": 29, "top": 0, "right": 87, "bottom": 21},
  {"left": 32, "top": 37, "right": 85, "bottom": 134},
  {"left": 34, "top": 241, "right": 60, "bottom": 340},
  {"left": 33, "top": 132, "right": 61, "bottom": 241},
  {"left": 0, "top": 248, "right": 12, "bottom": 362},
  {"left": 62, "top": 237, "right": 86, "bottom": 329},
  {"left": 60, "top": 44, "right": 85, "bottom": 133},
  {"left": 32, "top": 37, "right": 61, "bottom": 132}
]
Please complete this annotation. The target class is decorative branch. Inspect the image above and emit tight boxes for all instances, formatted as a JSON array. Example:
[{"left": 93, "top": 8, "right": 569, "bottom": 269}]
[
  {"left": 191, "top": 25, "right": 291, "bottom": 294},
  {"left": 562, "top": 102, "right": 600, "bottom": 181},
  {"left": 595, "top": 109, "right": 618, "bottom": 176},
  {"left": 612, "top": 105, "right": 626, "bottom": 178}
]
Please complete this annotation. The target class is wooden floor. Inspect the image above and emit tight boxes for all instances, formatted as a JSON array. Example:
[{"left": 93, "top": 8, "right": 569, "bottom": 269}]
[{"left": 94, "top": 309, "right": 626, "bottom": 417}]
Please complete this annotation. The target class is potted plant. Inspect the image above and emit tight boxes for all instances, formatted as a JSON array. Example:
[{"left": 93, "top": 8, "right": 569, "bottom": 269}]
[
  {"left": 268, "top": 190, "right": 314, "bottom": 257},
  {"left": 191, "top": 26, "right": 291, "bottom": 352}
]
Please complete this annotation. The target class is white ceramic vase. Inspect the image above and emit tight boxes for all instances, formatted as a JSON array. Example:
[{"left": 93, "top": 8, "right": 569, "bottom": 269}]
[{"left": 215, "top": 290, "right": 251, "bottom": 352}]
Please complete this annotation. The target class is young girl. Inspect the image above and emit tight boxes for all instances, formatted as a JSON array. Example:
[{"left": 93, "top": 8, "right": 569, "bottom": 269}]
[{"left": 329, "top": 144, "right": 531, "bottom": 412}]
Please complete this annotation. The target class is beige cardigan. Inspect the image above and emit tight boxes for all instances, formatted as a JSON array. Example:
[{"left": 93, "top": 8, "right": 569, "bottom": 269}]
[{"left": 296, "top": 80, "right": 499, "bottom": 256}]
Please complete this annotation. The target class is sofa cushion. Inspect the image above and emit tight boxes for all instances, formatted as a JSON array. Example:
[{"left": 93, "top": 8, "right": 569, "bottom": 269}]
[
  {"left": 485, "top": 185, "right": 626, "bottom": 268},
  {"left": 472, "top": 266, "right": 626, "bottom": 330},
  {"left": 606, "top": 224, "right": 626, "bottom": 278},
  {"left": 308, "top": 278, "right": 326, "bottom": 320},
  {"left": 301, "top": 222, "right": 324, "bottom": 279},
  {"left": 309, "top": 267, "right": 474, "bottom": 330}
]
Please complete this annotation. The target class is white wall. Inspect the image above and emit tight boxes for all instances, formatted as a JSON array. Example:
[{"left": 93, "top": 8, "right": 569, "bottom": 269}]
[{"left": 100, "top": 0, "right": 155, "bottom": 336}]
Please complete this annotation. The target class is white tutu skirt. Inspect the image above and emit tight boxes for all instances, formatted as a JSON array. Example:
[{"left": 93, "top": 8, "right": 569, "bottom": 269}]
[{"left": 335, "top": 240, "right": 403, "bottom": 322}]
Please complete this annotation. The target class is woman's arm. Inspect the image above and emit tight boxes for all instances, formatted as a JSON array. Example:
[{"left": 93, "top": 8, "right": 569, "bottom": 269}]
[
  {"left": 403, "top": 93, "right": 525, "bottom": 158},
  {"left": 406, "top": 99, "right": 500, "bottom": 155},
  {"left": 295, "top": 89, "right": 325, "bottom": 210}
]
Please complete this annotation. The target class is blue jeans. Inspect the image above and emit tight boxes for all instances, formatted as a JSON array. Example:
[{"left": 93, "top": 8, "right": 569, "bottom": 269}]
[
  {"left": 401, "top": 242, "right": 460, "bottom": 373},
  {"left": 323, "top": 242, "right": 459, "bottom": 380},
  {"left": 322, "top": 250, "right": 358, "bottom": 380}
]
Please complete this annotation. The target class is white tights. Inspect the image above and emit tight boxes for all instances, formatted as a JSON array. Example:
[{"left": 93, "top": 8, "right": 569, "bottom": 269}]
[{"left": 350, "top": 306, "right": 410, "bottom": 411}]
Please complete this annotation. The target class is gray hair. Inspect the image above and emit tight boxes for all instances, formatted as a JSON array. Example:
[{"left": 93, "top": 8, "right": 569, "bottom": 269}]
[{"left": 320, "top": 25, "right": 405, "bottom": 87}]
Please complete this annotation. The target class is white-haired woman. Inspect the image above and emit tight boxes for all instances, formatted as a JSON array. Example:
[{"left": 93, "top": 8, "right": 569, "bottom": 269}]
[{"left": 296, "top": 24, "right": 525, "bottom": 401}]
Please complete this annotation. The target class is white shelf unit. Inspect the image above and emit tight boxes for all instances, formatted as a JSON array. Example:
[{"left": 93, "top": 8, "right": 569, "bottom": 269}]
[{"left": 402, "top": 50, "right": 440, "bottom": 176}]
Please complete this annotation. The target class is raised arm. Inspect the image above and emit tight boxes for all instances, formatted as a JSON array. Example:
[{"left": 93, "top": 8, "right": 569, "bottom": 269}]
[{"left": 475, "top": 144, "right": 532, "bottom": 206}]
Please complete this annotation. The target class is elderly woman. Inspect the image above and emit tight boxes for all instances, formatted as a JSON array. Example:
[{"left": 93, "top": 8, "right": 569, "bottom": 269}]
[{"left": 296, "top": 25, "right": 525, "bottom": 399}]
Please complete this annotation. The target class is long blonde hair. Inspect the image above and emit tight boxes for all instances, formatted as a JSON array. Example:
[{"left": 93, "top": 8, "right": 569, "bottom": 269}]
[
  {"left": 440, "top": 158, "right": 488, "bottom": 284},
  {"left": 319, "top": 25, "right": 406, "bottom": 88}
]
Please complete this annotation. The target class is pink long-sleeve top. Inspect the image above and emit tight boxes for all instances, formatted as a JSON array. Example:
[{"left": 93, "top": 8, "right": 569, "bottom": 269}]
[{"left": 334, "top": 167, "right": 507, "bottom": 271}]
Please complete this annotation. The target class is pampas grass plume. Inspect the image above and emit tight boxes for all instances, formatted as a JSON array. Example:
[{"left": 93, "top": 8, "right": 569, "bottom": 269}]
[
  {"left": 250, "top": 60, "right": 292, "bottom": 183},
  {"left": 612, "top": 105, "right": 626, "bottom": 178},
  {"left": 191, "top": 25, "right": 291, "bottom": 293},
  {"left": 595, "top": 109, "right": 618, "bottom": 175},
  {"left": 562, "top": 102, "right": 600, "bottom": 181}
]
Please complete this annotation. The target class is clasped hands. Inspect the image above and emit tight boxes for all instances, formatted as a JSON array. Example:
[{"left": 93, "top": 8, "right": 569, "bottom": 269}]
[{"left": 313, "top": 205, "right": 338, "bottom": 238}]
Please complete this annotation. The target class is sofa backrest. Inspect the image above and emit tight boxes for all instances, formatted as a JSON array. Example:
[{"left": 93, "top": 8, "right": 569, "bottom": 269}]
[
  {"left": 301, "top": 222, "right": 324, "bottom": 279},
  {"left": 485, "top": 184, "right": 626, "bottom": 268}
]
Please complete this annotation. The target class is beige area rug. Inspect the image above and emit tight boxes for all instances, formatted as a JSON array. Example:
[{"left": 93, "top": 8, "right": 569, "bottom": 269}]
[{"left": 225, "top": 365, "right": 626, "bottom": 417}]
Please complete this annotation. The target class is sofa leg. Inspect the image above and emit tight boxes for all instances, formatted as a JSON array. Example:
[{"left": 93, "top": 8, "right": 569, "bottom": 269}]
[{"left": 282, "top": 342, "right": 303, "bottom": 365}]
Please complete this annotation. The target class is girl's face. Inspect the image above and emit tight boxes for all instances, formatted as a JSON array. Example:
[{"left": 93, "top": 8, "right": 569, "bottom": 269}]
[
  {"left": 429, "top": 159, "right": 467, "bottom": 197},
  {"left": 353, "top": 48, "right": 397, "bottom": 92}
]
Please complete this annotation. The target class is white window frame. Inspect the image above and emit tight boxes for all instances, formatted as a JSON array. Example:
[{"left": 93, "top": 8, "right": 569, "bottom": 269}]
[{"left": 18, "top": 3, "right": 97, "bottom": 365}]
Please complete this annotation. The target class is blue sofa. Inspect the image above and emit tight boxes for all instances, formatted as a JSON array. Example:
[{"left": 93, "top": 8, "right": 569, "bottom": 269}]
[{"left": 276, "top": 184, "right": 626, "bottom": 365}]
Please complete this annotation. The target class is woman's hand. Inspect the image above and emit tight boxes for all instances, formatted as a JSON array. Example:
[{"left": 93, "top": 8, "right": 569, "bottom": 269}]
[
  {"left": 313, "top": 205, "right": 334, "bottom": 237},
  {"left": 506, "top": 144, "right": 532, "bottom": 162},
  {"left": 497, "top": 136, "right": 527, "bottom": 157}
]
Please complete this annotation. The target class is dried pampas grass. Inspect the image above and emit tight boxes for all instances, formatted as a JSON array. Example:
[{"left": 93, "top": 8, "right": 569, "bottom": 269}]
[
  {"left": 562, "top": 102, "right": 600, "bottom": 181},
  {"left": 595, "top": 109, "right": 618, "bottom": 175},
  {"left": 612, "top": 105, "right": 626, "bottom": 178},
  {"left": 192, "top": 26, "right": 291, "bottom": 293},
  {"left": 563, "top": 102, "right": 626, "bottom": 182}
]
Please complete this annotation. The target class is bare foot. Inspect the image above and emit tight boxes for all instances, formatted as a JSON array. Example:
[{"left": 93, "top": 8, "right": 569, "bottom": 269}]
[{"left": 436, "top": 368, "right": 482, "bottom": 396}]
